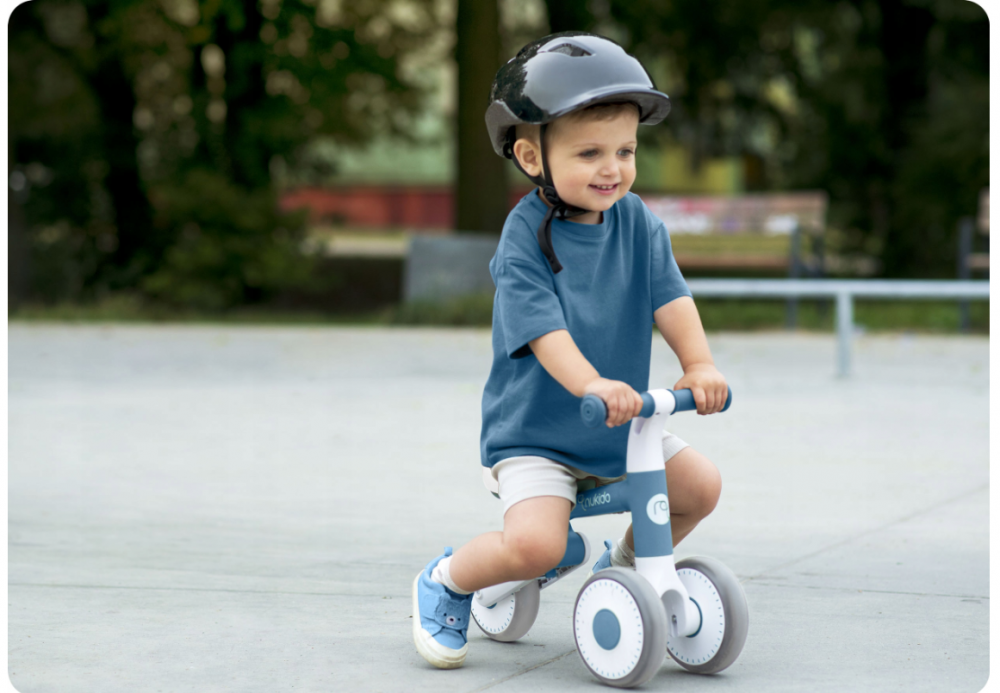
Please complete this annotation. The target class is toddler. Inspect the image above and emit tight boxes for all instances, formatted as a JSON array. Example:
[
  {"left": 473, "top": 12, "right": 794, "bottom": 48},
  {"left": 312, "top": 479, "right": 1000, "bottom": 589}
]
[{"left": 412, "top": 32, "right": 728, "bottom": 669}]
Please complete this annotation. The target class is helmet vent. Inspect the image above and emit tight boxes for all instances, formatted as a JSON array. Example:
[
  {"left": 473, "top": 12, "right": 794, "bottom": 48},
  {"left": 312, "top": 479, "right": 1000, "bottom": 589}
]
[{"left": 544, "top": 43, "right": 592, "bottom": 58}]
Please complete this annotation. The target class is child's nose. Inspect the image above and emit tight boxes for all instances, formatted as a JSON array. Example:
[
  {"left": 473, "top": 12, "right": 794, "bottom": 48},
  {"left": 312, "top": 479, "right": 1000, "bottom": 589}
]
[{"left": 598, "top": 156, "right": 618, "bottom": 176}]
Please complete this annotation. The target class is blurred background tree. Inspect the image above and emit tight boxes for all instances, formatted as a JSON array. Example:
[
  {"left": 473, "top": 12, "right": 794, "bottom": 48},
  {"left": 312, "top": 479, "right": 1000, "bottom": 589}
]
[
  {"left": 9, "top": 0, "right": 438, "bottom": 309},
  {"left": 454, "top": 0, "right": 507, "bottom": 234}
]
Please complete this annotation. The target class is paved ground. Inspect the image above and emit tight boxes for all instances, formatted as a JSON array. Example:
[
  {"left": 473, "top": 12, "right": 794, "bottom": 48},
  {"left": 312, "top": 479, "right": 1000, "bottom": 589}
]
[{"left": 7, "top": 324, "right": 990, "bottom": 692}]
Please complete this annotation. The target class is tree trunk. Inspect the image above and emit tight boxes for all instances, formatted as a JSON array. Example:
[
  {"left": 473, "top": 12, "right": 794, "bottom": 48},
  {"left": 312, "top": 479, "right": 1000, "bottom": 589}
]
[
  {"left": 545, "top": 0, "right": 593, "bottom": 34},
  {"left": 875, "top": 0, "right": 935, "bottom": 277},
  {"left": 85, "top": 0, "right": 157, "bottom": 281},
  {"left": 454, "top": 0, "right": 508, "bottom": 234},
  {"left": 215, "top": 0, "right": 269, "bottom": 190}
]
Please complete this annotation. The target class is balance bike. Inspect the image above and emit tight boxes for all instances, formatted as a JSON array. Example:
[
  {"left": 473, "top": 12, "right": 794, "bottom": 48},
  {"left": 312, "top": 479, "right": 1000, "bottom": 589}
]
[{"left": 470, "top": 388, "right": 749, "bottom": 688}]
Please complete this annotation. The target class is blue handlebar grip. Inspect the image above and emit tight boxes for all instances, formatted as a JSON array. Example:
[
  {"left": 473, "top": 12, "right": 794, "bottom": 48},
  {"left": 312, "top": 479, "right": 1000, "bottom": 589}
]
[
  {"left": 580, "top": 394, "right": 607, "bottom": 428},
  {"left": 639, "top": 392, "right": 656, "bottom": 418},
  {"left": 671, "top": 389, "right": 697, "bottom": 412},
  {"left": 669, "top": 387, "right": 734, "bottom": 413}
]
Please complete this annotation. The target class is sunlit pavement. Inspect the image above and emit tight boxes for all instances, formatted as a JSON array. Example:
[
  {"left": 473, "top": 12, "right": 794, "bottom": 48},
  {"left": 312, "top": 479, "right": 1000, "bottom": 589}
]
[{"left": 8, "top": 324, "right": 989, "bottom": 692}]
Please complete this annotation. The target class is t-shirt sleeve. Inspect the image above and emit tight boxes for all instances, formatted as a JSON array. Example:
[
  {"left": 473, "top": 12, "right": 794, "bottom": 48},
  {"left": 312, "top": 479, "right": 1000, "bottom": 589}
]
[
  {"left": 495, "top": 258, "right": 568, "bottom": 359},
  {"left": 649, "top": 217, "right": 693, "bottom": 314}
]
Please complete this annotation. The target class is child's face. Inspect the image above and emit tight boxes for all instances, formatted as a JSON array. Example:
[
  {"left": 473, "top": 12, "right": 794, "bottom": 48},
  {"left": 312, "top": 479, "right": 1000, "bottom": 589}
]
[{"left": 544, "top": 110, "right": 639, "bottom": 222}]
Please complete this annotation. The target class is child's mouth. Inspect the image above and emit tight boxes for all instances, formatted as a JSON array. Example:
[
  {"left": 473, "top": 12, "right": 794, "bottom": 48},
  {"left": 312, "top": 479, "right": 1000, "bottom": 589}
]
[{"left": 589, "top": 183, "right": 619, "bottom": 196}]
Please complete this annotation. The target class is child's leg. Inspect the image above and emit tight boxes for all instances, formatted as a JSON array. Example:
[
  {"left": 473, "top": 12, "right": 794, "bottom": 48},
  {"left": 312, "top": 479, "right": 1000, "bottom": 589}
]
[
  {"left": 448, "top": 495, "right": 572, "bottom": 592},
  {"left": 413, "top": 495, "right": 571, "bottom": 669},
  {"left": 413, "top": 458, "right": 576, "bottom": 669},
  {"left": 623, "top": 446, "right": 721, "bottom": 551}
]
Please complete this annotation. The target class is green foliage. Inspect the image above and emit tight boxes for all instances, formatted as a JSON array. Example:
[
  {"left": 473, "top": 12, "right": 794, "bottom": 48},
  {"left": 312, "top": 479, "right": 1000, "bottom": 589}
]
[
  {"left": 10, "top": 293, "right": 149, "bottom": 322},
  {"left": 141, "top": 169, "right": 314, "bottom": 310},
  {"left": 9, "top": 0, "right": 438, "bottom": 308},
  {"left": 777, "top": 1, "right": 989, "bottom": 277},
  {"left": 389, "top": 294, "right": 496, "bottom": 326},
  {"left": 385, "top": 294, "right": 989, "bottom": 334},
  {"left": 695, "top": 298, "right": 989, "bottom": 334}
]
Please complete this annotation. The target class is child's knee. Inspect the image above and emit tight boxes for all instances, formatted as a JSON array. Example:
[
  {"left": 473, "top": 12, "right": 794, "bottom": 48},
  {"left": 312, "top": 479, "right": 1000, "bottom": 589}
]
[
  {"left": 669, "top": 448, "right": 722, "bottom": 518},
  {"left": 696, "top": 462, "right": 722, "bottom": 516},
  {"left": 504, "top": 531, "right": 566, "bottom": 577}
]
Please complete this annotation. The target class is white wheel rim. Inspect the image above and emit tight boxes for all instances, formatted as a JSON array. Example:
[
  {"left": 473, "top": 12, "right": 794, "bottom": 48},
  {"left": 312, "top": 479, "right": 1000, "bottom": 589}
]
[
  {"left": 574, "top": 578, "right": 645, "bottom": 680},
  {"left": 472, "top": 594, "right": 517, "bottom": 635},
  {"left": 667, "top": 568, "right": 726, "bottom": 666}
]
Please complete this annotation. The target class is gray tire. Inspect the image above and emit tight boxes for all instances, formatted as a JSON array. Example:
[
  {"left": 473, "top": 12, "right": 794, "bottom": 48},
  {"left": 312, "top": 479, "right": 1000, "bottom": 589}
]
[
  {"left": 666, "top": 556, "right": 749, "bottom": 674},
  {"left": 471, "top": 579, "right": 540, "bottom": 642},
  {"left": 573, "top": 567, "right": 668, "bottom": 688}
]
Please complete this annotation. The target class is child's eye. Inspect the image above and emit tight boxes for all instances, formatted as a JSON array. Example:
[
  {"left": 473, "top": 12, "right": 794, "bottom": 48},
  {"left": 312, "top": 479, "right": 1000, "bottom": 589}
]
[
  {"left": 618, "top": 149, "right": 634, "bottom": 157},
  {"left": 579, "top": 149, "right": 598, "bottom": 158}
]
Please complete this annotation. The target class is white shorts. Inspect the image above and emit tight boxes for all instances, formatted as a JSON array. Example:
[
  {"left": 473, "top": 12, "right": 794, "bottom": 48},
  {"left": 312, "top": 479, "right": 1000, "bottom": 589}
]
[{"left": 482, "top": 429, "right": 690, "bottom": 516}]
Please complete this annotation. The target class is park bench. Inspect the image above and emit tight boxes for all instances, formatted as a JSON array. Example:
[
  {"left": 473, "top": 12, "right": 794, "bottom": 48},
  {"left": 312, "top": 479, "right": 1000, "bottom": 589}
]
[
  {"left": 640, "top": 191, "right": 830, "bottom": 328},
  {"left": 638, "top": 191, "right": 828, "bottom": 278}
]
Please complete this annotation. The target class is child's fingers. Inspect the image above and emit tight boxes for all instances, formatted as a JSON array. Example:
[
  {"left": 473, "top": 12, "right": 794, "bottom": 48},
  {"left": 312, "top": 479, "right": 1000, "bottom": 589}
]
[
  {"left": 601, "top": 385, "right": 644, "bottom": 427},
  {"left": 692, "top": 386, "right": 707, "bottom": 414},
  {"left": 607, "top": 389, "right": 632, "bottom": 427},
  {"left": 620, "top": 392, "right": 632, "bottom": 423},
  {"left": 704, "top": 386, "right": 717, "bottom": 414},
  {"left": 615, "top": 391, "right": 630, "bottom": 426},
  {"left": 716, "top": 384, "right": 727, "bottom": 413},
  {"left": 605, "top": 392, "right": 620, "bottom": 427}
]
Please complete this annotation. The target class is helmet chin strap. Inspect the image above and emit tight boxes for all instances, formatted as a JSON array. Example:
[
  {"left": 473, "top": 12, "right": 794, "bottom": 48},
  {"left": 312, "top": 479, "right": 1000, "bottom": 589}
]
[{"left": 505, "top": 125, "right": 588, "bottom": 274}]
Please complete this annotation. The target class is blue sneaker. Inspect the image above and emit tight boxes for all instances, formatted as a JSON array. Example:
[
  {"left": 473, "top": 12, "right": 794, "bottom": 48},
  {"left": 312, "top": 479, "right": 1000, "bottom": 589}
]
[
  {"left": 412, "top": 548, "right": 473, "bottom": 669},
  {"left": 589, "top": 540, "right": 614, "bottom": 576}
]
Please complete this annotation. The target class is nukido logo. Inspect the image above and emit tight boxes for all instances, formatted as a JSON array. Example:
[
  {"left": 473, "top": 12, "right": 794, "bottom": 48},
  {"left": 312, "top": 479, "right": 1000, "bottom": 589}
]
[
  {"left": 646, "top": 493, "right": 670, "bottom": 525},
  {"left": 578, "top": 490, "right": 612, "bottom": 512}
]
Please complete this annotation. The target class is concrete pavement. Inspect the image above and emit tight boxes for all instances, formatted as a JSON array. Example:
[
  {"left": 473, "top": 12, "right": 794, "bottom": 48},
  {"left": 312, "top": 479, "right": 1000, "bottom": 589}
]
[{"left": 8, "top": 324, "right": 990, "bottom": 692}]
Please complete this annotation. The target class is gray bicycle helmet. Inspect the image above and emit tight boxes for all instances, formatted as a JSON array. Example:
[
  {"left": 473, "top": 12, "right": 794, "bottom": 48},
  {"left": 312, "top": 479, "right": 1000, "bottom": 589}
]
[{"left": 485, "top": 32, "right": 671, "bottom": 273}]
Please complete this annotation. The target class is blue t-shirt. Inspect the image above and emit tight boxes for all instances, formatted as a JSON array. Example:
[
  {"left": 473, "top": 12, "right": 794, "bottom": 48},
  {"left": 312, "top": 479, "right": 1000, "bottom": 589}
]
[{"left": 480, "top": 190, "right": 691, "bottom": 479}]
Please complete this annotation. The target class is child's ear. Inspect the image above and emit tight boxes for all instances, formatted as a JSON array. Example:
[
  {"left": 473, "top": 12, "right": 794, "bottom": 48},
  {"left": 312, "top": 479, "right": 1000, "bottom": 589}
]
[{"left": 512, "top": 139, "right": 542, "bottom": 178}]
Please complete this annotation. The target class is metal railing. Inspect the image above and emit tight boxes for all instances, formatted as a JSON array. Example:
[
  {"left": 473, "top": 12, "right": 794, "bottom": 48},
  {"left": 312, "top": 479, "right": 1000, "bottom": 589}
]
[{"left": 686, "top": 279, "right": 990, "bottom": 377}]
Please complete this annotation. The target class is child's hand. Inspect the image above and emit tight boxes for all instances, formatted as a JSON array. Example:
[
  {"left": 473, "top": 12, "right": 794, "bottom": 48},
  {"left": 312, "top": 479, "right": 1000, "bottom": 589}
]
[
  {"left": 673, "top": 364, "right": 728, "bottom": 415},
  {"left": 583, "top": 378, "right": 643, "bottom": 428}
]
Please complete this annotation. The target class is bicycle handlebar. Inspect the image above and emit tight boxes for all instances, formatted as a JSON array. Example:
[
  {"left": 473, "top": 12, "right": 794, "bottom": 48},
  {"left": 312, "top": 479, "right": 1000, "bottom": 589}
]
[{"left": 580, "top": 387, "right": 733, "bottom": 429}]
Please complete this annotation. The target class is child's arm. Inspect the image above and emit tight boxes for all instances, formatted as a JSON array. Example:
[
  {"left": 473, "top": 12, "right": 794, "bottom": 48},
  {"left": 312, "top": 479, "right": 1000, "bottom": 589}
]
[
  {"left": 654, "top": 296, "right": 728, "bottom": 415},
  {"left": 529, "top": 330, "right": 642, "bottom": 428}
]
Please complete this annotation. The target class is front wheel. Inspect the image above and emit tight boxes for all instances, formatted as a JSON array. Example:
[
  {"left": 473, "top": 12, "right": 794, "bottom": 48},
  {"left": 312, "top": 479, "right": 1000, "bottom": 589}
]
[
  {"left": 574, "top": 567, "right": 668, "bottom": 688},
  {"left": 666, "top": 556, "right": 749, "bottom": 674},
  {"left": 471, "top": 579, "right": 540, "bottom": 642}
]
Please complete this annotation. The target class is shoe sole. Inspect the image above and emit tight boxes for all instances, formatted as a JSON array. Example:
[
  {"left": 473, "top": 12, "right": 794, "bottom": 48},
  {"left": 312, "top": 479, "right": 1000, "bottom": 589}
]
[{"left": 412, "top": 573, "right": 468, "bottom": 669}]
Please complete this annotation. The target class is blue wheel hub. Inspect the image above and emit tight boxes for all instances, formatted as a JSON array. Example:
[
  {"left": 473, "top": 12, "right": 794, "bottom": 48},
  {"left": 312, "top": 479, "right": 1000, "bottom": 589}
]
[{"left": 592, "top": 609, "right": 621, "bottom": 650}]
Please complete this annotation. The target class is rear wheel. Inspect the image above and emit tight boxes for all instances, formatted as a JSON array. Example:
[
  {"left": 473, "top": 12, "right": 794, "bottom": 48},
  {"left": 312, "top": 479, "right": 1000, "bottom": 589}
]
[
  {"left": 471, "top": 580, "right": 540, "bottom": 642},
  {"left": 666, "top": 556, "right": 749, "bottom": 674}
]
